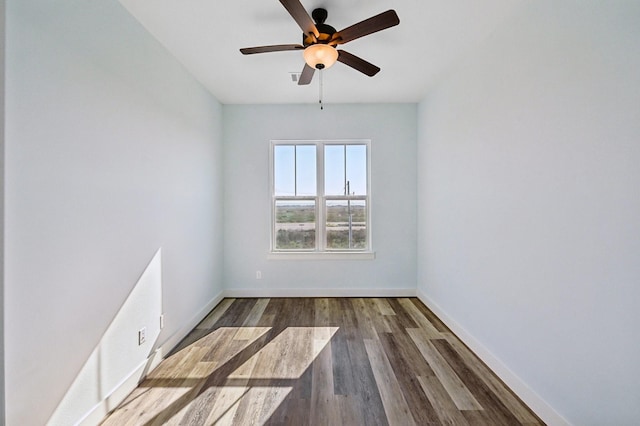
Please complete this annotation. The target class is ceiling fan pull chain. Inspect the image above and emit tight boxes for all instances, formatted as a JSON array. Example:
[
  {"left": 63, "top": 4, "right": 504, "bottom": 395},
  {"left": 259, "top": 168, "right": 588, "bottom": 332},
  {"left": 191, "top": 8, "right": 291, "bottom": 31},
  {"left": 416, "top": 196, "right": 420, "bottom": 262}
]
[{"left": 319, "top": 68, "right": 324, "bottom": 110}]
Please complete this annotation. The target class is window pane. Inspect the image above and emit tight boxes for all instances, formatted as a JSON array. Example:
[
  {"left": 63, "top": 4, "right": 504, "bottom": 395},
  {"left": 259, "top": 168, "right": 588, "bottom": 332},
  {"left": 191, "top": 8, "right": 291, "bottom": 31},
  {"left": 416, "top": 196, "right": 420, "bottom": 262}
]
[
  {"left": 296, "top": 145, "right": 316, "bottom": 196},
  {"left": 274, "top": 145, "right": 295, "bottom": 196},
  {"left": 346, "top": 145, "right": 367, "bottom": 195},
  {"left": 275, "top": 200, "right": 316, "bottom": 249},
  {"left": 326, "top": 200, "right": 367, "bottom": 250},
  {"left": 324, "top": 145, "right": 345, "bottom": 195}
]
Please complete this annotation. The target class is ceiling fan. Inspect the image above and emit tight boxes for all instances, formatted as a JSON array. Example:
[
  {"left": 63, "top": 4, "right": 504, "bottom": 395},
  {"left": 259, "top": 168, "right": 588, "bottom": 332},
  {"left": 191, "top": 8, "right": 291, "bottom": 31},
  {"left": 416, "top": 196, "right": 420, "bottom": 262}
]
[{"left": 240, "top": 0, "right": 400, "bottom": 85}]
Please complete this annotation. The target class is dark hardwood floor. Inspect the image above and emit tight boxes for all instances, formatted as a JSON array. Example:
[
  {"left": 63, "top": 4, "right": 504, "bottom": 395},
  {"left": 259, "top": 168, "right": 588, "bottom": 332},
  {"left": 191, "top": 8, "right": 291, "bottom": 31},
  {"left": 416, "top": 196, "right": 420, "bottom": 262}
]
[{"left": 102, "top": 298, "right": 544, "bottom": 425}]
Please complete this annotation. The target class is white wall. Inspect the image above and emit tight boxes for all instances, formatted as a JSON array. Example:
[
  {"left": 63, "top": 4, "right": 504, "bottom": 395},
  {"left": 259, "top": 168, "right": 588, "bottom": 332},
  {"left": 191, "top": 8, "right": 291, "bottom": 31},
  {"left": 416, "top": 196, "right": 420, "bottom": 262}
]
[
  {"left": 417, "top": 1, "right": 640, "bottom": 425},
  {"left": 223, "top": 104, "right": 416, "bottom": 296},
  {"left": 47, "top": 250, "right": 164, "bottom": 426},
  {"left": 5, "top": 1, "right": 224, "bottom": 425},
  {"left": 0, "top": 0, "right": 5, "bottom": 421}
]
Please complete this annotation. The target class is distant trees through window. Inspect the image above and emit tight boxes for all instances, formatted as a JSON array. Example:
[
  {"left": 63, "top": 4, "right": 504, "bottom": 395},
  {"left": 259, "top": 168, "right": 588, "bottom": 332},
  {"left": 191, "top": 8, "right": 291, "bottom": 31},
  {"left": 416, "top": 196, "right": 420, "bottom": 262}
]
[{"left": 272, "top": 141, "right": 370, "bottom": 252}]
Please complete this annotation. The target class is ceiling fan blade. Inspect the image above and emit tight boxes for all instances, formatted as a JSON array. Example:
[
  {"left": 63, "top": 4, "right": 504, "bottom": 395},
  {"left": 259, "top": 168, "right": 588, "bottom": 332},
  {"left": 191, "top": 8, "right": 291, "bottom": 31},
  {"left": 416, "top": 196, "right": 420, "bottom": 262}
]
[
  {"left": 240, "top": 44, "right": 304, "bottom": 55},
  {"left": 298, "top": 64, "right": 315, "bottom": 85},
  {"left": 337, "top": 50, "right": 380, "bottom": 77},
  {"left": 332, "top": 10, "right": 400, "bottom": 45},
  {"left": 279, "top": 0, "right": 319, "bottom": 38}
]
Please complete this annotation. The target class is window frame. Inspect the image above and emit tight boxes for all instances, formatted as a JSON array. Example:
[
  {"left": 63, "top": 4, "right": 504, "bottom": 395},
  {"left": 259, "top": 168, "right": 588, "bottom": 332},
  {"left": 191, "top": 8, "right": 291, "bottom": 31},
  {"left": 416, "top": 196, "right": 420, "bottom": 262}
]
[{"left": 269, "top": 139, "right": 373, "bottom": 258}]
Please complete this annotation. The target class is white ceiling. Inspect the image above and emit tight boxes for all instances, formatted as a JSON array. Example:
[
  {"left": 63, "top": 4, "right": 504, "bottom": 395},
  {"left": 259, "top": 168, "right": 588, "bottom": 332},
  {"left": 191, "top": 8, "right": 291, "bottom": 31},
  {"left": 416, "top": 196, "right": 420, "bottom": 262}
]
[{"left": 119, "top": 0, "right": 526, "bottom": 105}]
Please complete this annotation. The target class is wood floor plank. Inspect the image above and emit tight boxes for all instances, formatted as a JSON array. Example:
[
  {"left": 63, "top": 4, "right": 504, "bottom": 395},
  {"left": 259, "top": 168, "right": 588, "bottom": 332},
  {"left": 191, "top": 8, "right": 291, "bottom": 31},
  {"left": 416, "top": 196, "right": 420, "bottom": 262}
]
[
  {"left": 311, "top": 296, "right": 335, "bottom": 425},
  {"left": 181, "top": 331, "right": 275, "bottom": 423},
  {"left": 378, "top": 332, "right": 441, "bottom": 425},
  {"left": 462, "top": 408, "right": 501, "bottom": 425},
  {"left": 170, "top": 360, "right": 224, "bottom": 425},
  {"left": 399, "top": 297, "right": 443, "bottom": 338},
  {"left": 314, "top": 298, "right": 331, "bottom": 327},
  {"left": 204, "top": 351, "right": 259, "bottom": 425},
  {"left": 201, "top": 328, "right": 246, "bottom": 363},
  {"left": 145, "top": 343, "right": 202, "bottom": 380},
  {"left": 102, "top": 298, "right": 544, "bottom": 426},
  {"left": 228, "top": 319, "right": 285, "bottom": 423},
  {"left": 289, "top": 329, "right": 314, "bottom": 401},
  {"left": 258, "top": 379, "right": 294, "bottom": 424},
  {"left": 233, "top": 298, "right": 270, "bottom": 340},
  {"left": 214, "top": 297, "right": 258, "bottom": 328},
  {"left": 346, "top": 336, "right": 388, "bottom": 426},
  {"left": 329, "top": 298, "right": 356, "bottom": 396},
  {"left": 385, "top": 298, "right": 420, "bottom": 328},
  {"left": 196, "top": 298, "right": 235, "bottom": 330},
  {"left": 167, "top": 328, "right": 212, "bottom": 354},
  {"left": 418, "top": 375, "right": 471, "bottom": 426},
  {"left": 235, "top": 299, "right": 300, "bottom": 424},
  {"left": 407, "top": 328, "right": 482, "bottom": 411},
  {"left": 431, "top": 338, "right": 522, "bottom": 426},
  {"left": 364, "top": 297, "right": 393, "bottom": 334},
  {"left": 230, "top": 381, "right": 269, "bottom": 425},
  {"left": 310, "top": 339, "right": 340, "bottom": 426},
  {"left": 337, "top": 394, "right": 363, "bottom": 425},
  {"left": 364, "top": 338, "right": 416, "bottom": 426},
  {"left": 373, "top": 297, "right": 396, "bottom": 316},
  {"left": 410, "top": 298, "right": 450, "bottom": 332},
  {"left": 351, "top": 298, "right": 380, "bottom": 340},
  {"left": 290, "top": 297, "right": 317, "bottom": 327},
  {"left": 265, "top": 394, "right": 309, "bottom": 425}
]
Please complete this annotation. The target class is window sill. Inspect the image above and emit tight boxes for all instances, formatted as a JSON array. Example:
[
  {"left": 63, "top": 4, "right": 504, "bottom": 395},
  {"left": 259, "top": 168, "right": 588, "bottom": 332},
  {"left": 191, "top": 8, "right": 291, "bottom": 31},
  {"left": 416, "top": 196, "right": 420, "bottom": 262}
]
[{"left": 267, "top": 251, "right": 375, "bottom": 261}]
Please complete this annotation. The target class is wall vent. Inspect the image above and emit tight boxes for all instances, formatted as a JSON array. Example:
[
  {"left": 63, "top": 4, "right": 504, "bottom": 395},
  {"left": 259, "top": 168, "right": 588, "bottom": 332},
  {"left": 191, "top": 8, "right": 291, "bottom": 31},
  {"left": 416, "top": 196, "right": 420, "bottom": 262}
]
[{"left": 289, "top": 72, "right": 301, "bottom": 83}]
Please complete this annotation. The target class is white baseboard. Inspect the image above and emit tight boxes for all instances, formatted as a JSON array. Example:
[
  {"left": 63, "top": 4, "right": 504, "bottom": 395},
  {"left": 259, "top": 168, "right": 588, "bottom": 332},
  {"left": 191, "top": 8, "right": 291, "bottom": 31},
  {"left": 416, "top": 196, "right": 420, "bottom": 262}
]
[
  {"left": 223, "top": 287, "right": 417, "bottom": 298},
  {"left": 81, "top": 291, "right": 226, "bottom": 426},
  {"left": 416, "top": 289, "right": 570, "bottom": 426},
  {"left": 158, "top": 290, "right": 226, "bottom": 353},
  {"left": 78, "top": 355, "right": 155, "bottom": 426}
]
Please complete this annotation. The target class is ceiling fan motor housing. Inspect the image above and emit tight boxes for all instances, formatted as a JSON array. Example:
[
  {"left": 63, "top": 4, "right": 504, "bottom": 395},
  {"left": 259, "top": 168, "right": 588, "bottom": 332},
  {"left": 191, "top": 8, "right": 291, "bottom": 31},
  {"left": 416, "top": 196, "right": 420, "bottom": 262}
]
[{"left": 303, "top": 8, "right": 336, "bottom": 46}]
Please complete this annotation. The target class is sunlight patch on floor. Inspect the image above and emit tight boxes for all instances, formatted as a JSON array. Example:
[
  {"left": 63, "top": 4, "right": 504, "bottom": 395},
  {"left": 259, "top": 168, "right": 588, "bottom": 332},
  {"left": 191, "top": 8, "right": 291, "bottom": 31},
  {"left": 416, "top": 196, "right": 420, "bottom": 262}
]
[
  {"left": 107, "top": 325, "right": 340, "bottom": 425},
  {"left": 233, "top": 327, "right": 339, "bottom": 379},
  {"left": 207, "top": 326, "right": 339, "bottom": 424}
]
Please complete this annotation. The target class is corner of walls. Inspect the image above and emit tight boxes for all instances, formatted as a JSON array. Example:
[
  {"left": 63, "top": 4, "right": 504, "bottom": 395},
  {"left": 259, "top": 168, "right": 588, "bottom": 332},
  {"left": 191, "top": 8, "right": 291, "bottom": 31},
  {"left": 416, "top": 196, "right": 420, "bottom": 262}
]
[{"left": 158, "top": 290, "right": 225, "bottom": 361}]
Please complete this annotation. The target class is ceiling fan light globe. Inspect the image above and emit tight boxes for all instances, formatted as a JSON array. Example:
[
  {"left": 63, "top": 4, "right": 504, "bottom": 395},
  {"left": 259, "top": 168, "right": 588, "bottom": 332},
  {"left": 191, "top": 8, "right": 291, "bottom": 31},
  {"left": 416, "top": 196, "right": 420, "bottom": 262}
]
[{"left": 303, "top": 44, "right": 338, "bottom": 69}]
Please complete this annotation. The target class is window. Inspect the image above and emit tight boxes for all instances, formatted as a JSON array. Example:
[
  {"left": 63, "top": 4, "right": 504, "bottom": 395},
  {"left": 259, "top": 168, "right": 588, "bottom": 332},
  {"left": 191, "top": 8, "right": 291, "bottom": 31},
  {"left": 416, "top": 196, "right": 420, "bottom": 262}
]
[{"left": 271, "top": 140, "right": 371, "bottom": 254}]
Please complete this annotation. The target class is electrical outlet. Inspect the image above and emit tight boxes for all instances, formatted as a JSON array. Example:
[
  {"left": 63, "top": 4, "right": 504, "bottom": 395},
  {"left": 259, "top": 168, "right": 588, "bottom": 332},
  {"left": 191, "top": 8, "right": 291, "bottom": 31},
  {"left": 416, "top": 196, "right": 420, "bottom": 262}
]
[
  {"left": 138, "top": 327, "right": 146, "bottom": 345},
  {"left": 160, "top": 314, "right": 165, "bottom": 329},
  {"left": 256, "top": 270, "right": 262, "bottom": 279}
]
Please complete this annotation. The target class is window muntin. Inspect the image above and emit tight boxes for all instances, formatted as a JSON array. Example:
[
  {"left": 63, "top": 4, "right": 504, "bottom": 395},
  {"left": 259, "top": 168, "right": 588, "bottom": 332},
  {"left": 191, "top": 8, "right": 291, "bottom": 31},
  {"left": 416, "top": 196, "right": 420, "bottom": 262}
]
[{"left": 271, "top": 140, "right": 370, "bottom": 253}]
